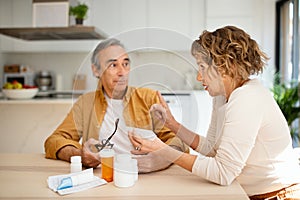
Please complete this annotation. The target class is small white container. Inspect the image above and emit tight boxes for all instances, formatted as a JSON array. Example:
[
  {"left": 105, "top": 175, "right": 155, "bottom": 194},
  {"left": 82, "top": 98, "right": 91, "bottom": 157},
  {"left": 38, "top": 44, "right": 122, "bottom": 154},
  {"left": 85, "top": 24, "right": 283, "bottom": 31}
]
[
  {"left": 70, "top": 156, "right": 82, "bottom": 173},
  {"left": 114, "top": 154, "right": 138, "bottom": 188},
  {"left": 131, "top": 159, "right": 138, "bottom": 182}
]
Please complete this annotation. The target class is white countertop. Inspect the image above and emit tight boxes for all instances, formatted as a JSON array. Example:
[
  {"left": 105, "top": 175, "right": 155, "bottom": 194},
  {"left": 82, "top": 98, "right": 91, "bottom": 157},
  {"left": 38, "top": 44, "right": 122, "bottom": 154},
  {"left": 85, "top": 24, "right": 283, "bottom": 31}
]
[
  {"left": 0, "top": 90, "right": 202, "bottom": 104},
  {"left": 0, "top": 98, "right": 74, "bottom": 104},
  {"left": 0, "top": 154, "right": 249, "bottom": 199},
  {"left": 0, "top": 90, "right": 78, "bottom": 104}
]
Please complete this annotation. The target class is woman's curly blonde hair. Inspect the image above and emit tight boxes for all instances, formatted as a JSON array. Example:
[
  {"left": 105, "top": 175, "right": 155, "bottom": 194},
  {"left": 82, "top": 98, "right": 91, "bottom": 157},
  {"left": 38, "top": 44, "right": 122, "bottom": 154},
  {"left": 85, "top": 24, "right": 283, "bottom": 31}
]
[{"left": 191, "top": 26, "right": 269, "bottom": 81}]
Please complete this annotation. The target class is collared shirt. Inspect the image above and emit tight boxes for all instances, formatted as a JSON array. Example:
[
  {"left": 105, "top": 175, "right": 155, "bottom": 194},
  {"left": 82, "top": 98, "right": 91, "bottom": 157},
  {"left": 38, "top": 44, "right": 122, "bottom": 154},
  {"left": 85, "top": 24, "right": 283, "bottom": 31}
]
[{"left": 44, "top": 85, "right": 189, "bottom": 159}]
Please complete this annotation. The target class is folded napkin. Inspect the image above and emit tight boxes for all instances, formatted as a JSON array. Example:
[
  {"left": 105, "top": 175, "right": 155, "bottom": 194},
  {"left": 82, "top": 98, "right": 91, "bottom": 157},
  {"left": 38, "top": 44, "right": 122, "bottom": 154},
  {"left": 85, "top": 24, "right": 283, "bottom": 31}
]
[{"left": 47, "top": 168, "right": 107, "bottom": 195}]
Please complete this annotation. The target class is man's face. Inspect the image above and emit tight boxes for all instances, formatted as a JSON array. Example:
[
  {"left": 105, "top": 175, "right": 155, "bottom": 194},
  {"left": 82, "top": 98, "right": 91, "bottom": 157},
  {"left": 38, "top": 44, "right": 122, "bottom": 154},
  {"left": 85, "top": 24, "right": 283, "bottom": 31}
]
[{"left": 95, "top": 45, "right": 130, "bottom": 98}]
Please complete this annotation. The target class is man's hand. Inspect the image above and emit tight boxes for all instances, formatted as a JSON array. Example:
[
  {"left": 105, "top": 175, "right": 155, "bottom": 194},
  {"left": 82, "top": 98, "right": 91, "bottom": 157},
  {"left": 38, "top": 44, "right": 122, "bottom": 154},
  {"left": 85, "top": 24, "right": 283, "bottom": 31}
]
[
  {"left": 56, "top": 138, "right": 101, "bottom": 168},
  {"left": 57, "top": 145, "right": 81, "bottom": 162},
  {"left": 81, "top": 138, "right": 101, "bottom": 168}
]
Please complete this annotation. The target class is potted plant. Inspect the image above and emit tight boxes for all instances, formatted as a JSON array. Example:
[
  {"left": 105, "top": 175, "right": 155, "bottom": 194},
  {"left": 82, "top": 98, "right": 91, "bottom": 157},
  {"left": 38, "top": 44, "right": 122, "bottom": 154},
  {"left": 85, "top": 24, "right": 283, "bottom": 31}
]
[
  {"left": 69, "top": 3, "right": 88, "bottom": 25},
  {"left": 272, "top": 74, "right": 300, "bottom": 147}
]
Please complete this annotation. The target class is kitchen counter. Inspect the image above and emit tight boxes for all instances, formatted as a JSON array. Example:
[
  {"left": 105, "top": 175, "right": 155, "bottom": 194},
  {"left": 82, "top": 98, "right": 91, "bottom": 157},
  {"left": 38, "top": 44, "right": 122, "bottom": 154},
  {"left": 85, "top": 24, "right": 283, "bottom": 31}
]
[
  {"left": 0, "top": 90, "right": 212, "bottom": 154},
  {"left": 0, "top": 99, "right": 73, "bottom": 153},
  {"left": 0, "top": 153, "right": 249, "bottom": 199},
  {"left": 0, "top": 98, "right": 73, "bottom": 104},
  {"left": 0, "top": 90, "right": 82, "bottom": 104}
]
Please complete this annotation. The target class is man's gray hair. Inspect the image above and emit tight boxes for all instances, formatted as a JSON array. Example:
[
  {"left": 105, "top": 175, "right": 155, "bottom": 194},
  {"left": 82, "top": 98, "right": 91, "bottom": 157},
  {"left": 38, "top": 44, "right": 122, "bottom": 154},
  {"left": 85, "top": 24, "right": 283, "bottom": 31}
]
[{"left": 91, "top": 38, "right": 125, "bottom": 70}]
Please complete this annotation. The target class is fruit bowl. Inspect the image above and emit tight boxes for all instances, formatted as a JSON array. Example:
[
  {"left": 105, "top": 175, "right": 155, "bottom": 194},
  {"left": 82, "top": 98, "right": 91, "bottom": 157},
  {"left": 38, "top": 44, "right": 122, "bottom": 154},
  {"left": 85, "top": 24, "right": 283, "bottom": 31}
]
[{"left": 2, "top": 88, "right": 39, "bottom": 99}]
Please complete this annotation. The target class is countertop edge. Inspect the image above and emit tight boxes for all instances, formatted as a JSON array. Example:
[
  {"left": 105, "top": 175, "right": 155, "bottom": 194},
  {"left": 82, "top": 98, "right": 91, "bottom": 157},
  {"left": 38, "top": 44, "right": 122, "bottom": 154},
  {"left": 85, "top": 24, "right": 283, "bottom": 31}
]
[{"left": 0, "top": 98, "right": 74, "bottom": 104}]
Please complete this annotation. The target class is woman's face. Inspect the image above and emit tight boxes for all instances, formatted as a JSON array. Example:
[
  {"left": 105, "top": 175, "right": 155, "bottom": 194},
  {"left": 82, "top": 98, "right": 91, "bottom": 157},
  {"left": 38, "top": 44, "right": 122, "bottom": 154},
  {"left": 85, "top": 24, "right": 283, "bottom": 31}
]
[{"left": 195, "top": 57, "right": 226, "bottom": 97}]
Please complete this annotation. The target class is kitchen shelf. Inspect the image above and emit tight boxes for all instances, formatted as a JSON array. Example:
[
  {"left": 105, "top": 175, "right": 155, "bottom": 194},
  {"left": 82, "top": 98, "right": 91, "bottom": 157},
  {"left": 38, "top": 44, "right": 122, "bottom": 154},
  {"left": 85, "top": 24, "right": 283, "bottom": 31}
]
[{"left": 0, "top": 26, "right": 107, "bottom": 40}]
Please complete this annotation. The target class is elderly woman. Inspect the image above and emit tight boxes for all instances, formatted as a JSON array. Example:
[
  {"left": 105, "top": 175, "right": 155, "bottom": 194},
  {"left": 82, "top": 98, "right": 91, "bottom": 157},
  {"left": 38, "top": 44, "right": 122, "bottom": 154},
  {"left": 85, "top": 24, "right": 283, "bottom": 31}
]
[{"left": 129, "top": 26, "right": 300, "bottom": 199}]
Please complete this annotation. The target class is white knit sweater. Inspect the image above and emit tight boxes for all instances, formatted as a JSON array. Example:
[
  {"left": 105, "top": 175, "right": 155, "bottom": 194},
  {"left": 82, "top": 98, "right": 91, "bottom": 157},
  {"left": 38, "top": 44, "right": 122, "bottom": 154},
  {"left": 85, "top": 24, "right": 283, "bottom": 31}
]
[{"left": 192, "top": 78, "right": 300, "bottom": 196}]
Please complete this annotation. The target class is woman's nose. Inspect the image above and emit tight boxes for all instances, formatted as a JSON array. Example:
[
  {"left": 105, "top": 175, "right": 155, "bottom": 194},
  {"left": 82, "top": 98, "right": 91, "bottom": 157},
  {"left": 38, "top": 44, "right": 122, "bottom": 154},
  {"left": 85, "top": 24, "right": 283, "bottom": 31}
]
[{"left": 197, "top": 71, "right": 203, "bottom": 82}]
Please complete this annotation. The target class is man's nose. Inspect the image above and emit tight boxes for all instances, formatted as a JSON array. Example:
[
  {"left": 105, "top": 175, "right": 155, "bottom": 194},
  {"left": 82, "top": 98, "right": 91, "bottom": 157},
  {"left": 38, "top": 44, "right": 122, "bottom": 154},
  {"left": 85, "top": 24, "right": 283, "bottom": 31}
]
[{"left": 116, "top": 64, "right": 127, "bottom": 75}]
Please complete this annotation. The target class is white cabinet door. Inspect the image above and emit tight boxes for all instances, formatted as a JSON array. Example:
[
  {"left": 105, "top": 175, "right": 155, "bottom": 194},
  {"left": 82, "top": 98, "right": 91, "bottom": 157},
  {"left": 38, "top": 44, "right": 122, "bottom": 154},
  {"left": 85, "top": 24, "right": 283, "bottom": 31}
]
[
  {"left": 0, "top": 0, "right": 32, "bottom": 27},
  {"left": 205, "top": 0, "right": 262, "bottom": 42},
  {"left": 0, "top": 0, "right": 31, "bottom": 52},
  {"left": 0, "top": 0, "right": 102, "bottom": 52},
  {"left": 11, "top": 0, "right": 32, "bottom": 27},
  {"left": 146, "top": 0, "right": 193, "bottom": 51},
  {"left": 0, "top": 0, "right": 206, "bottom": 52},
  {"left": 91, "top": 0, "right": 205, "bottom": 51},
  {"left": 148, "top": 0, "right": 190, "bottom": 36},
  {"left": 91, "top": 0, "right": 122, "bottom": 36},
  {"left": 92, "top": 0, "right": 147, "bottom": 36}
]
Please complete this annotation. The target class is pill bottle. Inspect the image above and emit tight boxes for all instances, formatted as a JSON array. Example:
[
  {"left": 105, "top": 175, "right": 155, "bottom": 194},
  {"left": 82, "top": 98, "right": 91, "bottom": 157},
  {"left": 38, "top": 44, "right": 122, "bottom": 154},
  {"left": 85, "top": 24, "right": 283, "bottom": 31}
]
[
  {"left": 70, "top": 156, "right": 82, "bottom": 173},
  {"left": 131, "top": 158, "right": 138, "bottom": 182},
  {"left": 114, "top": 154, "right": 138, "bottom": 188},
  {"left": 99, "top": 148, "right": 115, "bottom": 182}
]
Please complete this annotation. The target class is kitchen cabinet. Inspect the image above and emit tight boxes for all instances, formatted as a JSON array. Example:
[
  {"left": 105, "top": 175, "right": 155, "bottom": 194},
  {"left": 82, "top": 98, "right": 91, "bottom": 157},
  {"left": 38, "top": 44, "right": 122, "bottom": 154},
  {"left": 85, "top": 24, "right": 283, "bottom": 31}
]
[
  {"left": 0, "top": 0, "right": 270, "bottom": 52},
  {"left": 0, "top": 0, "right": 105, "bottom": 52},
  {"left": 205, "top": 0, "right": 263, "bottom": 43},
  {"left": 89, "top": 0, "right": 206, "bottom": 51},
  {"left": 1, "top": 0, "right": 204, "bottom": 52},
  {"left": 0, "top": 99, "right": 72, "bottom": 153}
]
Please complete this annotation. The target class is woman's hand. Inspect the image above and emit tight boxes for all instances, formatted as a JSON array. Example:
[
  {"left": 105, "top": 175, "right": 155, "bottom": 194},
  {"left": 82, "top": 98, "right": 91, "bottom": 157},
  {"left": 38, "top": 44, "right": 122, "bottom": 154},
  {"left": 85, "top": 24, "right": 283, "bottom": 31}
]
[
  {"left": 128, "top": 131, "right": 186, "bottom": 172},
  {"left": 128, "top": 131, "right": 173, "bottom": 173},
  {"left": 150, "top": 91, "right": 180, "bottom": 132},
  {"left": 128, "top": 131, "right": 166, "bottom": 154}
]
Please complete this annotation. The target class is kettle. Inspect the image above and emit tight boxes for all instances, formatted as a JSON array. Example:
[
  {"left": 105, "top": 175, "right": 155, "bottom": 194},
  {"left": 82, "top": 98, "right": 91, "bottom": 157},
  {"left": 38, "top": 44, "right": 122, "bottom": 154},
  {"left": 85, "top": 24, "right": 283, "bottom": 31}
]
[{"left": 35, "top": 70, "right": 55, "bottom": 91}]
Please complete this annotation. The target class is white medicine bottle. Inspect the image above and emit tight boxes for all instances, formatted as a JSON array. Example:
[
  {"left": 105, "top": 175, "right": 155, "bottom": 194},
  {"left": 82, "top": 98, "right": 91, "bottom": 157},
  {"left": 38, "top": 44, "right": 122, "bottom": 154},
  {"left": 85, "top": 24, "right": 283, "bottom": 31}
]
[
  {"left": 70, "top": 156, "right": 82, "bottom": 173},
  {"left": 114, "top": 154, "right": 138, "bottom": 188}
]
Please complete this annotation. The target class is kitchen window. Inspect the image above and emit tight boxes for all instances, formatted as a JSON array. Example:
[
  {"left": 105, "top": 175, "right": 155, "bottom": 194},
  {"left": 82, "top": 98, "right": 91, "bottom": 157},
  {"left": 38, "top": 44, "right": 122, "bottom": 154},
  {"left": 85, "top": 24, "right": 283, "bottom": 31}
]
[
  {"left": 276, "top": 0, "right": 300, "bottom": 146},
  {"left": 275, "top": 0, "right": 299, "bottom": 84}
]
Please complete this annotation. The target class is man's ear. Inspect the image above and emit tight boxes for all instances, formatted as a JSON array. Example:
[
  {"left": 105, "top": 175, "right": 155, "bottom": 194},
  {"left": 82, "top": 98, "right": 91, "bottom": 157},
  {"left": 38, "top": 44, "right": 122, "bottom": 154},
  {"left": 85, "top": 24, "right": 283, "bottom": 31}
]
[{"left": 91, "top": 64, "right": 101, "bottom": 78}]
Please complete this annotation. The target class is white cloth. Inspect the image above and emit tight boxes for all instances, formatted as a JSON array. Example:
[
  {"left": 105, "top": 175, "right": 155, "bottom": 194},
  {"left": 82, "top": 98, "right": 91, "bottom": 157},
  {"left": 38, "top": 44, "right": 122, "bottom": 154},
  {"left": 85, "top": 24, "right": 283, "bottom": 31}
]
[
  {"left": 192, "top": 78, "right": 300, "bottom": 196},
  {"left": 99, "top": 94, "right": 134, "bottom": 154}
]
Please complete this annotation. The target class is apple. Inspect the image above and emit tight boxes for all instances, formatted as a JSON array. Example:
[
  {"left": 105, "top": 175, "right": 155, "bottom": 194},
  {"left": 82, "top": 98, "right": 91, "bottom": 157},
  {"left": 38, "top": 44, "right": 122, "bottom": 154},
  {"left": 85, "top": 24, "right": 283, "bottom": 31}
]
[
  {"left": 12, "top": 81, "right": 23, "bottom": 89},
  {"left": 3, "top": 82, "right": 14, "bottom": 89}
]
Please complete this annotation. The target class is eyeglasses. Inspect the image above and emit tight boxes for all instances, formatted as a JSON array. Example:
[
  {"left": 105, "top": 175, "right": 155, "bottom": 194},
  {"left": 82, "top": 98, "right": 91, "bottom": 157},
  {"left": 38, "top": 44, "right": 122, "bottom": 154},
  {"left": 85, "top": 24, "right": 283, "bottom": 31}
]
[{"left": 95, "top": 118, "right": 119, "bottom": 151}]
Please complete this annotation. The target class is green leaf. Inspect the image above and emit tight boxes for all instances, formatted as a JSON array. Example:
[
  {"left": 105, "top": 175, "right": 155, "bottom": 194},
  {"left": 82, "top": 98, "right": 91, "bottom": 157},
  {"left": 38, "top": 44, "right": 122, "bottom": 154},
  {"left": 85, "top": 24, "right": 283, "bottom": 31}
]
[{"left": 271, "top": 74, "right": 300, "bottom": 139}]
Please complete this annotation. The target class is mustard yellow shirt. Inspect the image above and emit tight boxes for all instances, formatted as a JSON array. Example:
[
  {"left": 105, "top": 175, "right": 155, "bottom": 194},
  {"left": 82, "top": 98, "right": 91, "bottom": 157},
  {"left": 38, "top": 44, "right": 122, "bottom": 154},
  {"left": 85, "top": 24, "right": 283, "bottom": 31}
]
[{"left": 44, "top": 86, "right": 188, "bottom": 159}]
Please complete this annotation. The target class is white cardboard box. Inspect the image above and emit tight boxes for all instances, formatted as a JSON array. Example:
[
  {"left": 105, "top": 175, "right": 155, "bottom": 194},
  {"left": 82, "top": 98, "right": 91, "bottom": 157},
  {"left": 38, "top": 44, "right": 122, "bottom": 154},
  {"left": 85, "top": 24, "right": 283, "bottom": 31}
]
[{"left": 32, "top": 1, "right": 69, "bottom": 27}]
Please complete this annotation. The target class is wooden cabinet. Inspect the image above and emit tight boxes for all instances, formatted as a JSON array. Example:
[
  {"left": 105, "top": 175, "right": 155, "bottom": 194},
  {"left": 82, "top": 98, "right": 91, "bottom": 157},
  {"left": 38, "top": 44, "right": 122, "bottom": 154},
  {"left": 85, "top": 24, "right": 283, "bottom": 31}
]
[{"left": 0, "top": 27, "right": 105, "bottom": 52}]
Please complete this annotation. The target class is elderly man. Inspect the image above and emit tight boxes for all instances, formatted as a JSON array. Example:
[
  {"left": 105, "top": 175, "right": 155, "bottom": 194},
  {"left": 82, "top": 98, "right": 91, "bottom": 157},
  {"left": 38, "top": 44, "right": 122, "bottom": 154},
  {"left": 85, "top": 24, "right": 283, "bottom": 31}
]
[{"left": 44, "top": 38, "right": 188, "bottom": 173}]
